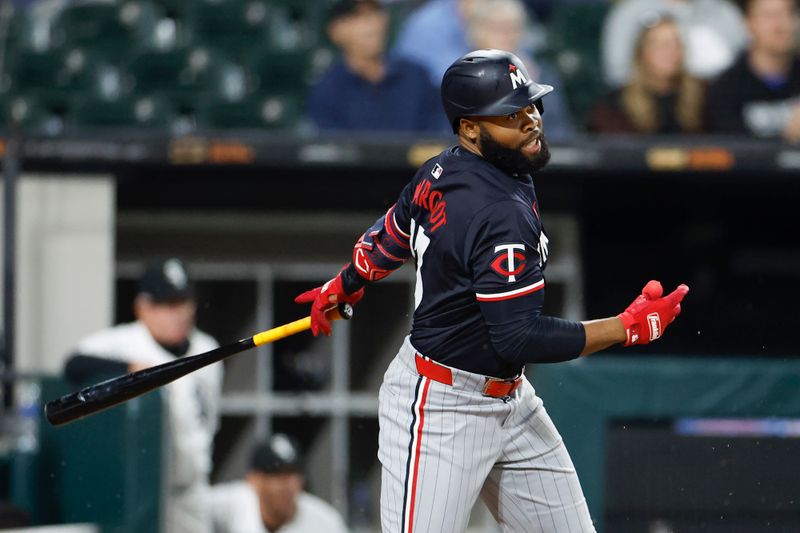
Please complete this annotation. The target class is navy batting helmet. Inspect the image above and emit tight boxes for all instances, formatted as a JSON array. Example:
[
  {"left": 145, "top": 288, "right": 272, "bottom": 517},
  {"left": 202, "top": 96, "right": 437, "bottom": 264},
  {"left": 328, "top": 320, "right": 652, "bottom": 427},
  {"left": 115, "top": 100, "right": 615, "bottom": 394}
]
[{"left": 441, "top": 49, "right": 553, "bottom": 133}]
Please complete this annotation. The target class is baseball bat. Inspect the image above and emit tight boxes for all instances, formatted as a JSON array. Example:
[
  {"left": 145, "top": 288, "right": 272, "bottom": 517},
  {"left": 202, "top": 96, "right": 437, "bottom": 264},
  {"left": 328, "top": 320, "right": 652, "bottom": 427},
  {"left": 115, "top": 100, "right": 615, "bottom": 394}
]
[{"left": 44, "top": 303, "right": 353, "bottom": 427}]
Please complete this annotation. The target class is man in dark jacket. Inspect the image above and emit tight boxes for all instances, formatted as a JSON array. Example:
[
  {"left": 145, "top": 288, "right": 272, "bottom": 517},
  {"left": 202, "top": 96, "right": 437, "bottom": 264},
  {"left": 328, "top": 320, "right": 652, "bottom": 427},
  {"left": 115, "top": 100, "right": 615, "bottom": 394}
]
[
  {"left": 705, "top": 0, "right": 800, "bottom": 141},
  {"left": 307, "top": 0, "right": 449, "bottom": 134}
]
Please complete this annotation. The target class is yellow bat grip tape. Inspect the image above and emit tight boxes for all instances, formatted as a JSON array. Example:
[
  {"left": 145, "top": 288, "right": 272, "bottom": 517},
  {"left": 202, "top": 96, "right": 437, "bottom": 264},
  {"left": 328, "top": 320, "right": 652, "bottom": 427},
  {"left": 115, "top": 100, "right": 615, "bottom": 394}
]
[{"left": 252, "top": 317, "right": 311, "bottom": 347}]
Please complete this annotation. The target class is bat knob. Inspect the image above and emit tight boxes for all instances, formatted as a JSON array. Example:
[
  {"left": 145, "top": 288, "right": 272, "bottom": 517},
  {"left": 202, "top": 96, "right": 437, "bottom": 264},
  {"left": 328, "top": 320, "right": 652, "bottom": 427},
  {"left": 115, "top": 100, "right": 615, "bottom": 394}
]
[{"left": 337, "top": 303, "right": 354, "bottom": 320}]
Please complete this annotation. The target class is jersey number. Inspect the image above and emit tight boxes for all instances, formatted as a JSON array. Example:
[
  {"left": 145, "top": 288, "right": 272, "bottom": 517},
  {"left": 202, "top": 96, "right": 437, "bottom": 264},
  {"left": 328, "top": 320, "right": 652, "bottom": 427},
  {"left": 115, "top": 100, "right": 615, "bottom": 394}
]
[{"left": 409, "top": 218, "right": 430, "bottom": 310}]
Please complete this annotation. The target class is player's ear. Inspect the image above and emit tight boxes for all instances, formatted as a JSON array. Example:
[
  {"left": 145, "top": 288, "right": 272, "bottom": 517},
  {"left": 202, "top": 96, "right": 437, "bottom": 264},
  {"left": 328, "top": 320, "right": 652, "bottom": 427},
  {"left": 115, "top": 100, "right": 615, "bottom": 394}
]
[{"left": 460, "top": 118, "right": 480, "bottom": 143}]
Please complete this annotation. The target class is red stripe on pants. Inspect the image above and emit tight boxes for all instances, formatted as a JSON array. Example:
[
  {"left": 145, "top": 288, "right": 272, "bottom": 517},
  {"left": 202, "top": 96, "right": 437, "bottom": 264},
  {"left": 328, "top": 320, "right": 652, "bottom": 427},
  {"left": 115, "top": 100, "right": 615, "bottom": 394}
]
[{"left": 407, "top": 377, "right": 431, "bottom": 533}]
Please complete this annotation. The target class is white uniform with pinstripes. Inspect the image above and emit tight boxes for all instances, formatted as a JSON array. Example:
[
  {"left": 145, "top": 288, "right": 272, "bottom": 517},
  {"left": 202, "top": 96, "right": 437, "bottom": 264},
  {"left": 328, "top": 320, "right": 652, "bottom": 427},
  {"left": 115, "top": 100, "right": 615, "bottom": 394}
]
[{"left": 378, "top": 336, "right": 595, "bottom": 533}]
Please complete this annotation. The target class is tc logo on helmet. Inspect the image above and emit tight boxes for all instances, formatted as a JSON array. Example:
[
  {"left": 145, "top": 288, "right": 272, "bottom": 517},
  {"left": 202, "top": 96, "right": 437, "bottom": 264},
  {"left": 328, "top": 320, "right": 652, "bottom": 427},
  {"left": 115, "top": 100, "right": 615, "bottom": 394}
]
[
  {"left": 491, "top": 244, "right": 526, "bottom": 282},
  {"left": 509, "top": 64, "right": 528, "bottom": 90}
]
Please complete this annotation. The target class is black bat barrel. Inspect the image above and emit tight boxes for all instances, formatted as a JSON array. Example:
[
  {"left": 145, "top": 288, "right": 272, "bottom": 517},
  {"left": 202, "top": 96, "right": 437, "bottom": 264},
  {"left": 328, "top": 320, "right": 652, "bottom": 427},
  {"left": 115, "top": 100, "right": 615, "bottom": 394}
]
[{"left": 44, "top": 338, "right": 254, "bottom": 426}]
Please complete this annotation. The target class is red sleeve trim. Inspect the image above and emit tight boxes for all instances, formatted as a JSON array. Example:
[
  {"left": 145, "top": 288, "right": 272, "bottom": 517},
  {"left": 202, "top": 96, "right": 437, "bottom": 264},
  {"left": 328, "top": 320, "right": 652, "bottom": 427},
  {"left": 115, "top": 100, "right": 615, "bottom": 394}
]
[{"left": 385, "top": 205, "right": 411, "bottom": 249}]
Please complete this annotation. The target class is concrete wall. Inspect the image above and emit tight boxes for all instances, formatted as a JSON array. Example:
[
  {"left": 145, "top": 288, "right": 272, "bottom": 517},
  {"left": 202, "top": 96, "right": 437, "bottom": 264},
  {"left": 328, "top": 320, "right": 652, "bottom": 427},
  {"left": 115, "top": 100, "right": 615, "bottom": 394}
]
[{"left": 1, "top": 174, "right": 115, "bottom": 374}]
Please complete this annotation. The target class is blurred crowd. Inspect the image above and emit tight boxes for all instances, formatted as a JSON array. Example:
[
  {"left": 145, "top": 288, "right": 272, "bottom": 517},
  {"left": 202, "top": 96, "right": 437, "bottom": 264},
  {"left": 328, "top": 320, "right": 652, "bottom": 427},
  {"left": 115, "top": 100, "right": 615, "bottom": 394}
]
[{"left": 1, "top": 0, "right": 799, "bottom": 141}]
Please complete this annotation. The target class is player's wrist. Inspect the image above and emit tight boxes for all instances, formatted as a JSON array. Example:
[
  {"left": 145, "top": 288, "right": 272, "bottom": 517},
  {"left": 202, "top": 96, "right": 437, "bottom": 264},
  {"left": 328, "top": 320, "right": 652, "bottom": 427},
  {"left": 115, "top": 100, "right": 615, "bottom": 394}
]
[
  {"left": 617, "top": 312, "right": 639, "bottom": 346},
  {"left": 340, "top": 263, "right": 368, "bottom": 295}
]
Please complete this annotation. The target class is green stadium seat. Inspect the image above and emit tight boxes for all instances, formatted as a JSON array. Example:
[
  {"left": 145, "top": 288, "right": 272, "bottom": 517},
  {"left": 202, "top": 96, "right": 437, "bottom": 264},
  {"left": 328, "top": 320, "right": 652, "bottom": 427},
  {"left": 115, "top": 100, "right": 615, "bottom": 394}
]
[
  {"left": 6, "top": 47, "right": 125, "bottom": 105},
  {"left": 129, "top": 46, "right": 246, "bottom": 107},
  {"left": 51, "top": 0, "right": 163, "bottom": 56},
  {"left": 69, "top": 94, "right": 178, "bottom": 129},
  {"left": 541, "top": 4, "right": 611, "bottom": 124},
  {"left": 5, "top": 4, "right": 48, "bottom": 55},
  {"left": 6, "top": 49, "right": 67, "bottom": 93},
  {"left": 3, "top": 95, "right": 66, "bottom": 136},
  {"left": 264, "top": 0, "right": 325, "bottom": 51},
  {"left": 246, "top": 47, "right": 329, "bottom": 95},
  {"left": 197, "top": 92, "right": 302, "bottom": 130},
  {"left": 187, "top": 0, "right": 272, "bottom": 59}
]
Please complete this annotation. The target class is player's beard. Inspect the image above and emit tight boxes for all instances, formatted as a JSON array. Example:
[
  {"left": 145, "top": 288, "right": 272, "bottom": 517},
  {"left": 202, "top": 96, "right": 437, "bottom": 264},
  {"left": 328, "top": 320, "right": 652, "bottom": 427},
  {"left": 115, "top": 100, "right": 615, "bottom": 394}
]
[{"left": 479, "top": 130, "right": 551, "bottom": 177}]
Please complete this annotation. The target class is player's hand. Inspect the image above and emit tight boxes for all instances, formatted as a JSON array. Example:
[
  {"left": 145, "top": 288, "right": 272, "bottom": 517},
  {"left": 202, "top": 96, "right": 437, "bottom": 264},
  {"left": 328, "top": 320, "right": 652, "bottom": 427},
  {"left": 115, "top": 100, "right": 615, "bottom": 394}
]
[
  {"left": 618, "top": 280, "right": 689, "bottom": 346},
  {"left": 294, "top": 271, "right": 364, "bottom": 336}
]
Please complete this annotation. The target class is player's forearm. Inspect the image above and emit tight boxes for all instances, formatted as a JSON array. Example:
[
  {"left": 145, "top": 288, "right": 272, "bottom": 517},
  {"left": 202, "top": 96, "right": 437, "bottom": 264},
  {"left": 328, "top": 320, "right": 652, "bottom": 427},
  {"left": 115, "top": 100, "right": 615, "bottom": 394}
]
[
  {"left": 579, "top": 317, "right": 627, "bottom": 356},
  {"left": 486, "top": 314, "right": 586, "bottom": 364},
  {"left": 340, "top": 206, "right": 412, "bottom": 294}
]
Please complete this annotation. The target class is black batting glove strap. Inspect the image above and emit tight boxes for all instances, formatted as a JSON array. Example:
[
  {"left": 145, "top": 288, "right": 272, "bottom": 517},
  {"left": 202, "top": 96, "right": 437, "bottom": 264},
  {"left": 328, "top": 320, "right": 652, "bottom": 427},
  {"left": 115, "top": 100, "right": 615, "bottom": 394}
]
[{"left": 341, "top": 263, "right": 369, "bottom": 295}]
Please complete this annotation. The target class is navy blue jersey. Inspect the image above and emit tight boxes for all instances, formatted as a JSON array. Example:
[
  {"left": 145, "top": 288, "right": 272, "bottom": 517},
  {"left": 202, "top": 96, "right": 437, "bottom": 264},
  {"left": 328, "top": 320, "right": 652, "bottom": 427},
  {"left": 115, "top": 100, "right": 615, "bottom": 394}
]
[
  {"left": 341, "top": 145, "right": 585, "bottom": 378},
  {"left": 394, "top": 147, "right": 558, "bottom": 377}
]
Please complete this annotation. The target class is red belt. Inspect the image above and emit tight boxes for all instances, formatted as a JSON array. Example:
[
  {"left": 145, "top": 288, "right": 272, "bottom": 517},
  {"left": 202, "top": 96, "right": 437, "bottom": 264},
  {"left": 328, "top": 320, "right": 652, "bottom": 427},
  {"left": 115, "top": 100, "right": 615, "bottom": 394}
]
[{"left": 415, "top": 353, "right": 522, "bottom": 399}]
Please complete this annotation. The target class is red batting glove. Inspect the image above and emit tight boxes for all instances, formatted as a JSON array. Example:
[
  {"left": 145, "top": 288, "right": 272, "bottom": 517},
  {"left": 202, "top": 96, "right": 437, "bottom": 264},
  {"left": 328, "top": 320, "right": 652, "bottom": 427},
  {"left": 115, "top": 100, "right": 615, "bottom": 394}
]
[
  {"left": 618, "top": 280, "right": 689, "bottom": 346},
  {"left": 294, "top": 272, "right": 364, "bottom": 336}
]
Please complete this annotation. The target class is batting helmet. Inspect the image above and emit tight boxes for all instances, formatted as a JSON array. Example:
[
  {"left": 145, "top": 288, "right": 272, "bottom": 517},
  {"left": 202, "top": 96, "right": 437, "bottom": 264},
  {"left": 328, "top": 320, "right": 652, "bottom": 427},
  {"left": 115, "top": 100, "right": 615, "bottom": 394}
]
[{"left": 441, "top": 49, "right": 553, "bottom": 133}]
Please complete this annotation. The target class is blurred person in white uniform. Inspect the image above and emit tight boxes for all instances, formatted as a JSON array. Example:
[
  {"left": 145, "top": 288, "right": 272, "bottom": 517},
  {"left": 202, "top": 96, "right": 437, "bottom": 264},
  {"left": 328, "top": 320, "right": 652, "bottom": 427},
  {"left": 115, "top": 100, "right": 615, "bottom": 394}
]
[
  {"left": 210, "top": 433, "right": 349, "bottom": 533},
  {"left": 64, "top": 257, "right": 223, "bottom": 533}
]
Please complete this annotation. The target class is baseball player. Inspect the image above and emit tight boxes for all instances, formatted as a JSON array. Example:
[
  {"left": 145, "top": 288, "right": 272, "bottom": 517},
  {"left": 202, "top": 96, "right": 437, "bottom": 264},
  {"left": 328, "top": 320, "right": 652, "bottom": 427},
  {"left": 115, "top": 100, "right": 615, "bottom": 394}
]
[
  {"left": 210, "top": 433, "right": 349, "bottom": 533},
  {"left": 294, "top": 49, "right": 689, "bottom": 533},
  {"left": 64, "top": 258, "right": 222, "bottom": 533}
]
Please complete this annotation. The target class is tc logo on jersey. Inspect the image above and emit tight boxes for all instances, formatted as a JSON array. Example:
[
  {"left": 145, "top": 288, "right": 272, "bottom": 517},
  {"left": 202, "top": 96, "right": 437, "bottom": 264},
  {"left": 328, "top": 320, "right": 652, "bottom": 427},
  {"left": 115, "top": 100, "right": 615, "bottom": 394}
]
[
  {"left": 509, "top": 64, "right": 528, "bottom": 90},
  {"left": 491, "top": 244, "right": 526, "bottom": 282}
]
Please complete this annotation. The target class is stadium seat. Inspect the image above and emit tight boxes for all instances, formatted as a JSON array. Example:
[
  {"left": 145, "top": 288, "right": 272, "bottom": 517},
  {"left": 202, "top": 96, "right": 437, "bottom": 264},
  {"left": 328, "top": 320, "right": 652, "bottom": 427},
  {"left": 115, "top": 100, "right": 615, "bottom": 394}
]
[
  {"left": 51, "top": 0, "right": 163, "bottom": 56},
  {"left": 186, "top": 0, "right": 272, "bottom": 59},
  {"left": 6, "top": 47, "right": 125, "bottom": 103},
  {"left": 129, "top": 46, "right": 246, "bottom": 106},
  {"left": 6, "top": 49, "right": 67, "bottom": 94},
  {"left": 3, "top": 95, "right": 66, "bottom": 136},
  {"left": 263, "top": 0, "right": 325, "bottom": 51},
  {"left": 541, "top": 4, "right": 611, "bottom": 124},
  {"left": 69, "top": 94, "right": 177, "bottom": 129},
  {"left": 196, "top": 92, "right": 302, "bottom": 130},
  {"left": 5, "top": 4, "right": 48, "bottom": 55},
  {"left": 246, "top": 47, "right": 330, "bottom": 95}
]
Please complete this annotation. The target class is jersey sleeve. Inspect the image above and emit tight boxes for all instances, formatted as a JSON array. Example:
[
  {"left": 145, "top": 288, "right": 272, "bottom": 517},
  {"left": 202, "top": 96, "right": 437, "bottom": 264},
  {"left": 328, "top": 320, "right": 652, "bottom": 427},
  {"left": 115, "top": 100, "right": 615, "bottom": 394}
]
[
  {"left": 341, "top": 181, "right": 414, "bottom": 293},
  {"left": 467, "top": 201, "right": 585, "bottom": 364},
  {"left": 467, "top": 200, "right": 545, "bottom": 302}
]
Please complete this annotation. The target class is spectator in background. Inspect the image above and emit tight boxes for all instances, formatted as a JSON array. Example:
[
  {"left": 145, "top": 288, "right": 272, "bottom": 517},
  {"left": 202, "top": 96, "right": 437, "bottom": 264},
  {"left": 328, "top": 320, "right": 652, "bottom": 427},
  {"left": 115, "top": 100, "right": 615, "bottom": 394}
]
[
  {"left": 602, "top": 0, "right": 748, "bottom": 88},
  {"left": 704, "top": 0, "right": 800, "bottom": 141},
  {"left": 392, "top": 0, "right": 477, "bottom": 85},
  {"left": 64, "top": 258, "right": 222, "bottom": 533},
  {"left": 588, "top": 14, "right": 704, "bottom": 134},
  {"left": 307, "top": 0, "right": 448, "bottom": 134},
  {"left": 210, "top": 433, "right": 348, "bottom": 533},
  {"left": 466, "top": 0, "right": 577, "bottom": 141}
]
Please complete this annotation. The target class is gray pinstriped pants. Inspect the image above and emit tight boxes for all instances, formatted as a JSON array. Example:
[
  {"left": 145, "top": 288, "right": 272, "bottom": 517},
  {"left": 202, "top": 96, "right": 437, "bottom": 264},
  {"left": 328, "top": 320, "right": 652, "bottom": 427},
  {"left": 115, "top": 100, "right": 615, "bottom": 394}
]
[{"left": 378, "top": 337, "right": 596, "bottom": 533}]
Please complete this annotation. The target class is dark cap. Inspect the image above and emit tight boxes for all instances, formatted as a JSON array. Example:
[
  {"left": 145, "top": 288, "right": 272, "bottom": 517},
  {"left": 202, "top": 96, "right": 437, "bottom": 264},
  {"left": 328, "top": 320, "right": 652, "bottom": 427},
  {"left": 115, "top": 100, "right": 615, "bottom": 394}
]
[
  {"left": 251, "top": 433, "right": 303, "bottom": 474},
  {"left": 138, "top": 258, "right": 194, "bottom": 303},
  {"left": 327, "top": 0, "right": 382, "bottom": 24}
]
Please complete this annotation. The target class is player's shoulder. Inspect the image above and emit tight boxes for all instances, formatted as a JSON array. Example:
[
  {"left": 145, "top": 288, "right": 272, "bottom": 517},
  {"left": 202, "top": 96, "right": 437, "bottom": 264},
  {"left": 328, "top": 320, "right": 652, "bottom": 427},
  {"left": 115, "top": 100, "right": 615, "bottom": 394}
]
[
  {"left": 414, "top": 146, "right": 500, "bottom": 194},
  {"left": 74, "top": 321, "right": 147, "bottom": 353},
  {"left": 409, "top": 147, "right": 530, "bottom": 226},
  {"left": 210, "top": 480, "right": 252, "bottom": 500}
]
